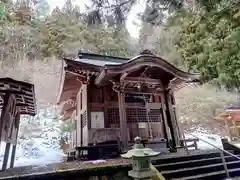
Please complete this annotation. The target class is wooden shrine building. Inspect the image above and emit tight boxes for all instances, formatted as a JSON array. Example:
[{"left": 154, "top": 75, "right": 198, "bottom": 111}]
[
  {"left": 0, "top": 78, "right": 36, "bottom": 170},
  {"left": 215, "top": 106, "right": 240, "bottom": 141},
  {"left": 58, "top": 50, "right": 199, "bottom": 155}
]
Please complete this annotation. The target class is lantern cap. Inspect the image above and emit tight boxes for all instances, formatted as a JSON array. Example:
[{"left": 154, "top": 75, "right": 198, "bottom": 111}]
[{"left": 121, "top": 136, "right": 160, "bottom": 159}]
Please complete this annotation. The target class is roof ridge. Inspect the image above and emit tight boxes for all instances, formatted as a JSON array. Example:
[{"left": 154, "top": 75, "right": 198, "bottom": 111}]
[{"left": 78, "top": 51, "right": 129, "bottom": 63}]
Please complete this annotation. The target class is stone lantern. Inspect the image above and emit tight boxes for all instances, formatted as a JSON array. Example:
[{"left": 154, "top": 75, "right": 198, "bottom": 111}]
[{"left": 121, "top": 137, "right": 160, "bottom": 180}]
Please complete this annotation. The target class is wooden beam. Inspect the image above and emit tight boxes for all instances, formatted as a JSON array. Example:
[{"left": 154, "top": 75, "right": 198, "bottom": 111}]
[
  {"left": 117, "top": 91, "right": 128, "bottom": 150},
  {"left": 164, "top": 90, "right": 179, "bottom": 151},
  {"left": 0, "top": 92, "right": 10, "bottom": 144},
  {"left": 112, "top": 85, "right": 164, "bottom": 94},
  {"left": 122, "top": 90, "right": 163, "bottom": 95},
  {"left": 65, "top": 69, "right": 87, "bottom": 78},
  {"left": 122, "top": 77, "right": 163, "bottom": 86},
  {"left": 103, "top": 86, "right": 108, "bottom": 128},
  {"left": 10, "top": 145, "right": 16, "bottom": 168},
  {"left": 0, "top": 87, "right": 36, "bottom": 116},
  {"left": 120, "top": 72, "right": 129, "bottom": 81},
  {"left": 2, "top": 143, "right": 11, "bottom": 170},
  {"left": 1, "top": 94, "right": 17, "bottom": 170},
  {"left": 0, "top": 89, "right": 33, "bottom": 96},
  {"left": 167, "top": 91, "right": 180, "bottom": 147},
  {"left": 66, "top": 67, "right": 99, "bottom": 77},
  {"left": 160, "top": 94, "right": 171, "bottom": 145},
  {"left": 10, "top": 112, "right": 20, "bottom": 168}
]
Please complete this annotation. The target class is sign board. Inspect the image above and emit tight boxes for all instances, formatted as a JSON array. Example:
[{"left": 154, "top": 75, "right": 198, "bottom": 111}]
[
  {"left": 138, "top": 122, "right": 147, "bottom": 129},
  {"left": 91, "top": 112, "right": 104, "bottom": 129}
]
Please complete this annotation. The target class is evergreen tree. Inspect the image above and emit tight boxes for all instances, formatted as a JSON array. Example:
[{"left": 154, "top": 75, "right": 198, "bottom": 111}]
[{"left": 177, "top": 0, "right": 240, "bottom": 89}]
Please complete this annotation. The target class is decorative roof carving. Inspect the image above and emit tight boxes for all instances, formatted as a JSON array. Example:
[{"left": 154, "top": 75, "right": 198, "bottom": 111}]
[{"left": 139, "top": 49, "right": 154, "bottom": 55}]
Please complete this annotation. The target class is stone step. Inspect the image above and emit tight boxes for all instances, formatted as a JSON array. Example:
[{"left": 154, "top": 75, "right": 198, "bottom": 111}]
[
  {"left": 155, "top": 155, "right": 240, "bottom": 171},
  {"left": 161, "top": 160, "right": 240, "bottom": 179},
  {"left": 171, "top": 168, "right": 240, "bottom": 180},
  {"left": 153, "top": 151, "right": 221, "bottom": 165}
]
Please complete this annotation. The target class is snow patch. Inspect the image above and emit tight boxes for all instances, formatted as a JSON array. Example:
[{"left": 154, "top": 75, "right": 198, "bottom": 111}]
[
  {"left": 0, "top": 107, "right": 229, "bottom": 168},
  {"left": 0, "top": 110, "right": 66, "bottom": 168},
  {"left": 185, "top": 127, "right": 226, "bottom": 150},
  {"left": 90, "top": 160, "right": 107, "bottom": 165}
]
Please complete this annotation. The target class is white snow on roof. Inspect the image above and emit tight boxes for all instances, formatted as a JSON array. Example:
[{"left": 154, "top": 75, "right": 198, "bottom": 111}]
[{"left": 76, "top": 58, "right": 123, "bottom": 66}]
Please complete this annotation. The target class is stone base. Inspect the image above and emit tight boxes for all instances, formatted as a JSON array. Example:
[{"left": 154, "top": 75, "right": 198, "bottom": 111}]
[{"left": 128, "top": 170, "right": 156, "bottom": 179}]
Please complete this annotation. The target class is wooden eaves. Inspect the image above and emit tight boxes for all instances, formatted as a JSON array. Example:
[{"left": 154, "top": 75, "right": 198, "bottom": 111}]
[{"left": 0, "top": 78, "right": 37, "bottom": 116}]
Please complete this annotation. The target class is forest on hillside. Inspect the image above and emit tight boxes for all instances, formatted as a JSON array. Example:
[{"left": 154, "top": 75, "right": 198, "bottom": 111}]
[{"left": 0, "top": 0, "right": 240, "bottom": 135}]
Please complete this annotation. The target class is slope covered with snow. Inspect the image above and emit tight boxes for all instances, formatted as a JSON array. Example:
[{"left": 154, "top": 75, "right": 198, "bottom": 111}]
[
  {"left": 185, "top": 131, "right": 224, "bottom": 150},
  {"left": 0, "top": 108, "right": 66, "bottom": 168}
]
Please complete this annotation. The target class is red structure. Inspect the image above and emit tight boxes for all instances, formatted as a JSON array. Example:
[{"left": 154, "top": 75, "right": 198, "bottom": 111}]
[{"left": 58, "top": 50, "right": 199, "bottom": 156}]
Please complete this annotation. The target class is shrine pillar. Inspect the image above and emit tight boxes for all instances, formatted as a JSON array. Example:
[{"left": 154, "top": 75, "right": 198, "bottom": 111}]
[
  {"left": 160, "top": 94, "right": 171, "bottom": 145},
  {"left": 164, "top": 90, "right": 180, "bottom": 151},
  {"left": 10, "top": 112, "right": 20, "bottom": 168},
  {"left": 117, "top": 90, "right": 128, "bottom": 151},
  {"left": 2, "top": 143, "right": 11, "bottom": 170}
]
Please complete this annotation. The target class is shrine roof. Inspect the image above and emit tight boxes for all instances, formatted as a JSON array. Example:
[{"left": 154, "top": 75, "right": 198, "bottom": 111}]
[
  {"left": 77, "top": 52, "right": 128, "bottom": 66},
  {"left": 64, "top": 51, "right": 199, "bottom": 79},
  {"left": 224, "top": 106, "right": 240, "bottom": 110},
  {"left": 0, "top": 77, "right": 37, "bottom": 116},
  {"left": 94, "top": 53, "right": 199, "bottom": 87},
  {"left": 59, "top": 50, "right": 200, "bottom": 105},
  {"left": 57, "top": 71, "right": 81, "bottom": 104}
]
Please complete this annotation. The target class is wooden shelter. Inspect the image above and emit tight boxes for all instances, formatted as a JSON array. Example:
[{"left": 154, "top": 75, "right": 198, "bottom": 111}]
[
  {"left": 58, "top": 50, "right": 199, "bottom": 154},
  {"left": 215, "top": 107, "right": 240, "bottom": 141},
  {"left": 0, "top": 78, "right": 36, "bottom": 170}
]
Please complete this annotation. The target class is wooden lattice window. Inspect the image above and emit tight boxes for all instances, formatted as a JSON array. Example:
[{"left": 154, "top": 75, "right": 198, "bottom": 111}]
[
  {"left": 107, "top": 108, "right": 120, "bottom": 128},
  {"left": 137, "top": 108, "right": 147, "bottom": 122},
  {"left": 126, "top": 108, "right": 137, "bottom": 123},
  {"left": 126, "top": 108, "right": 147, "bottom": 123},
  {"left": 82, "top": 111, "right": 87, "bottom": 127},
  {"left": 148, "top": 109, "right": 162, "bottom": 122}
]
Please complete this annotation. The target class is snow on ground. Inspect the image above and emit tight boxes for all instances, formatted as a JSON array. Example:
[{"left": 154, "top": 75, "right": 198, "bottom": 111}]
[
  {"left": 185, "top": 132, "right": 223, "bottom": 149},
  {"left": 0, "top": 107, "right": 228, "bottom": 168},
  {"left": 0, "top": 108, "right": 66, "bottom": 168},
  {"left": 185, "top": 127, "right": 228, "bottom": 150}
]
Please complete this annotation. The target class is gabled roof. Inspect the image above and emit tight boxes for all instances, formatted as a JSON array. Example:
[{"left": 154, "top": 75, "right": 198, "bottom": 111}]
[
  {"left": 95, "top": 54, "right": 199, "bottom": 87},
  {"left": 224, "top": 106, "right": 240, "bottom": 111},
  {"left": 77, "top": 51, "right": 128, "bottom": 66},
  {"left": 58, "top": 50, "right": 200, "bottom": 104}
]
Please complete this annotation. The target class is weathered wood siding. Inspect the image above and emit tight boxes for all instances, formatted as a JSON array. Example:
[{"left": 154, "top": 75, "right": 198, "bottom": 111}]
[{"left": 74, "top": 83, "right": 171, "bottom": 146}]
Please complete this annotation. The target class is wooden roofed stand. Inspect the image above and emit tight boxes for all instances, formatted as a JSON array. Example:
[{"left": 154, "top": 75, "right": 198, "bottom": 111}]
[
  {"left": 215, "top": 107, "right": 240, "bottom": 141},
  {"left": 0, "top": 78, "right": 36, "bottom": 170},
  {"left": 58, "top": 50, "right": 199, "bottom": 160}
]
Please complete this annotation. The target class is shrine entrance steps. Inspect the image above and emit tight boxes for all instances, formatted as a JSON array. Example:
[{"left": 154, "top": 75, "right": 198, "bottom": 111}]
[{"left": 153, "top": 150, "right": 240, "bottom": 180}]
